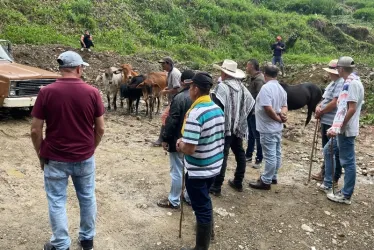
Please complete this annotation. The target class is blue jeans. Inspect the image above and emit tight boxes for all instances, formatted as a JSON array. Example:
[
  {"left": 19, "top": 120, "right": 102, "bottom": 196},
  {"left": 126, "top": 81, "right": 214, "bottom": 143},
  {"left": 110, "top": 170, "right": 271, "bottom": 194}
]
[
  {"left": 260, "top": 132, "right": 282, "bottom": 185},
  {"left": 320, "top": 123, "right": 342, "bottom": 180},
  {"left": 44, "top": 156, "right": 96, "bottom": 250},
  {"left": 323, "top": 135, "right": 356, "bottom": 197},
  {"left": 168, "top": 152, "right": 184, "bottom": 206},
  {"left": 272, "top": 56, "right": 284, "bottom": 67},
  {"left": 246, "top": 114, "right": 263, "bottom": 161},
  {"left": 186, "top": 173, "right": 214, "bottom": 224}
]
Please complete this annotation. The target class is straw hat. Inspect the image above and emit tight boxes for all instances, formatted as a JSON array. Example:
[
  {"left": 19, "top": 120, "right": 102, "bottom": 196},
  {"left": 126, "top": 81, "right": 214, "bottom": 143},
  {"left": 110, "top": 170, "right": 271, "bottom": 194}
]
[
  {"left": 213, "top": 59, "right": 245, "bottom": 79},
  {"left": 323, "top": 59, "right": 339, "bottom": 75}
]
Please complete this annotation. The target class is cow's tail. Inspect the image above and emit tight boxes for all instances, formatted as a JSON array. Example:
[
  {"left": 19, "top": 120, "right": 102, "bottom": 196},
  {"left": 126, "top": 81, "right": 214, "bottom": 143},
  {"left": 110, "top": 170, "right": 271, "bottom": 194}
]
[{"left": 305, "top": 83, "right": 323, "bottom": 127}]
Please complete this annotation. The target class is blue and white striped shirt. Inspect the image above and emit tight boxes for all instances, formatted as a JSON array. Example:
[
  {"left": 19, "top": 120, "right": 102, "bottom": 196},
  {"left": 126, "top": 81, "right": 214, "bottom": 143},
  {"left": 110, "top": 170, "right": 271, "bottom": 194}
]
[{"left": 182, "top": 101, "right": 225, "bottom": 179}]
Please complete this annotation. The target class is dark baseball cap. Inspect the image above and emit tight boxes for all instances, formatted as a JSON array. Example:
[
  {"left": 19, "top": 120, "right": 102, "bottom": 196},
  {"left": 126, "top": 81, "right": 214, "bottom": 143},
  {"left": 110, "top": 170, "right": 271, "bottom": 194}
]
[
  {"left": 57, "top": 51, "right": 89, "bottom": 68},
  {"left": 191, "top": 72, "right": 213, "bottom": 89},
  {"left": 181, "top": 70, "right": 195, "bottom": 84},
  {"left": 158, "top": 56, "right": 174, "bottom": 65}
]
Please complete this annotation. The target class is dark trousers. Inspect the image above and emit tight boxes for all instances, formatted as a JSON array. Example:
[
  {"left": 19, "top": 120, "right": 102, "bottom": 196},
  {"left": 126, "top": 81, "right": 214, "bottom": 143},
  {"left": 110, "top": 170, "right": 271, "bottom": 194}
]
[
  {"left": 186, "top": 173, "right": 214, "bottom": 224},
  {"left": 246, "top": 114, "right": 263, "bottom": 161},
  {"left": 212, "top": 135, "right": 247, "bottom": 188},
  {"left": 80, "top": 41, "right": 93, "bottom": 49},
  {"left": 321, "top": 123, "right": 342, "bottom": 181}
]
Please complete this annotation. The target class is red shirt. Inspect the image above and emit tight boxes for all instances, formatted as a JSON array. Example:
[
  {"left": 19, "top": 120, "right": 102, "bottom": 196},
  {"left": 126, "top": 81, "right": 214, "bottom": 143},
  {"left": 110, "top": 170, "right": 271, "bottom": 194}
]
[{"left": 32, "top": 78, "right": 105, "bottom": 162}]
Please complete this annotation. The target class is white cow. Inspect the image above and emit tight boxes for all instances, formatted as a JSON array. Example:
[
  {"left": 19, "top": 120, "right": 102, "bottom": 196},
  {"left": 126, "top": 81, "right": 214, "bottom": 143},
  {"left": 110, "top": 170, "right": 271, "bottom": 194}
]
[{"left": 96, "top": 67, "right": 122, "bottom": 110}]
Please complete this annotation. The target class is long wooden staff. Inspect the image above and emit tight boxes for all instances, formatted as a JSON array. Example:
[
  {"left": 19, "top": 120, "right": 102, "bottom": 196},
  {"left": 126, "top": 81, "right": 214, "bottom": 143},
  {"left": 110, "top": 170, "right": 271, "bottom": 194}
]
[{"left": 307, "top": 119, "right": 320, "bottom": 183}]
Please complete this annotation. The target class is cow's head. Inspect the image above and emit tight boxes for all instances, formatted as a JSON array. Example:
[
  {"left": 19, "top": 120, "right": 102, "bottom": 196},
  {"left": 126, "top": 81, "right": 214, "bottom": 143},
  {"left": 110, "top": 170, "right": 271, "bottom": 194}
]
[
  {"left": 104, "top": 68, "right": 114, "bottom": 84},
  {"left": 121, "top": 64, "right": 134, "bottom": 83}
]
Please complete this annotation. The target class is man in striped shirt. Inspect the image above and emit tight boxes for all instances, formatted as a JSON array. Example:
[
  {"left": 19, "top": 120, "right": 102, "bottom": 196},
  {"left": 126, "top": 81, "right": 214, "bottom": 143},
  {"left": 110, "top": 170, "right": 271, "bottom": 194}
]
[{"left": 177, "top": 72, "right": 225, "bottom": 250}]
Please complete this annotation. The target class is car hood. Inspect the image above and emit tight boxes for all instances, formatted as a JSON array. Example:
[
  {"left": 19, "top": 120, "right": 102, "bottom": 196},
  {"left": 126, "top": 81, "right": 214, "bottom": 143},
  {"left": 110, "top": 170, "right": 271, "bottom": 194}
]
[{"left": 0, "top": 62, "right": 60, "bottom": 80}]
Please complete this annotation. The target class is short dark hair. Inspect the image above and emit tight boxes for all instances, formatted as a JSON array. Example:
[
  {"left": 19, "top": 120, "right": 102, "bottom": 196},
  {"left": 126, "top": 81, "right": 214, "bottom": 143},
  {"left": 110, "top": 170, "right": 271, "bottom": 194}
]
[
  {"left": 194, "top": 84, "right": 210, "bottom": 95},
  {"left": 264, "top": 65, "right": 279, "bottom": 78},
  {"left": 341, "top": 67, "right": 354, "bottom": 74},
  {"left": 248, "top": 59, "right": 260, "bottom": 71}
]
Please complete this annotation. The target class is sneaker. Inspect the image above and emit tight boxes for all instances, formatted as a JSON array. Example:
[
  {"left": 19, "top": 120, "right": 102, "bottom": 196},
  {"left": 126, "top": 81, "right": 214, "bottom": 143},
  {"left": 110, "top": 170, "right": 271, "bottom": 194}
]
[
  {"left": 80, "top": 48, "right": 84, "bottom": 52},
  {"left": 88, "top": 49, "right": 91, "bottom": 52},
  {"left": 157, "top": 198, "right": 180, "bottom": 209},
  {"left": 43, "top": 242, "right": 69, "bottom": 250},
  {"left": 252, "top": 160, "right": 262, "bottom": 169},
  {"left": 246, "top": 157, "right": 252, "bottom": 162},
  {"left": 79, "top": 239, "right": 94, "bottom": 250},
  {"left": 327, "top": 191, "right": 351, "bottom": 205},
  {"left": 317, "top": 183, "right": 332, "bottom": 194}
]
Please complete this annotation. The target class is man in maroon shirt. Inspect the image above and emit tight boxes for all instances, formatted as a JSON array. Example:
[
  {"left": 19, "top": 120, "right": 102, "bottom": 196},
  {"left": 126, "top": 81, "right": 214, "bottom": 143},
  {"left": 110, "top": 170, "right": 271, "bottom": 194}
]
[{"left": 31, "top": 51, "right": 105, "bottom": 250}]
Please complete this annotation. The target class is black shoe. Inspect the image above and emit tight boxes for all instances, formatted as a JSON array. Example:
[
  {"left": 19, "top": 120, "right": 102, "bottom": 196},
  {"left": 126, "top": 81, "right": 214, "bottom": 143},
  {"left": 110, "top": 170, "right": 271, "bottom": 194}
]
[
  {"left": 209, "top": 186, "right": 221, "bottom": 197},
  {"left": 43, "top": 242, "right": 69, "bottom": 250},
  {"left": 228, "top": 179, "right": 243, "bottom": 192},
  {"left": 272, "top": 179, "right": 278, "bottom": 184},
  {"left": 79, "top": 239, "right": 93, "bottom": 250},
  {"left": 249, "top": 178, "right": 271, "bottom": 190}
]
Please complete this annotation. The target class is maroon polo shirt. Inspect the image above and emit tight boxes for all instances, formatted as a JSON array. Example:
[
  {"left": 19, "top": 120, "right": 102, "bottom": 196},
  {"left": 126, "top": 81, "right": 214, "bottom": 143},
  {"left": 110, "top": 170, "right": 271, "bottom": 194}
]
[{"left": 32, "top": 78, "right": 105, "bottom": 162}]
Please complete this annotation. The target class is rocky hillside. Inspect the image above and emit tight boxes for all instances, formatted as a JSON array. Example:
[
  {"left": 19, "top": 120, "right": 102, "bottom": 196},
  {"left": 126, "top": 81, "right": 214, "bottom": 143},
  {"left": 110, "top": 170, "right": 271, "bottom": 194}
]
[{"left": 0, "top": 0, "right": 374, "bottom": 68}]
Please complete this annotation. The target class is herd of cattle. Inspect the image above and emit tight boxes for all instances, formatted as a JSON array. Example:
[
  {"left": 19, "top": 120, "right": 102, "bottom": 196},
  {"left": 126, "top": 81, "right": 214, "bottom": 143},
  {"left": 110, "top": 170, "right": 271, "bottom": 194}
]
[
  {"left": 95, "top": 64, "right": 324, "bottom": 126},
  {"left": 95, "top": 64, "right": 167, "bottom": 119}
]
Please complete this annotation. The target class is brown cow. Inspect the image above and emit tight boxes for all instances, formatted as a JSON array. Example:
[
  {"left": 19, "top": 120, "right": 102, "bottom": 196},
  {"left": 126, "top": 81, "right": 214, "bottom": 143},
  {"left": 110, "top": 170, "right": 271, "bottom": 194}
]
[
  {"left": 119, "top": 64, "right": 139, "bottom": 108},
  {"left": 137, "top": 71, "right": 167, "bottom": 119}
]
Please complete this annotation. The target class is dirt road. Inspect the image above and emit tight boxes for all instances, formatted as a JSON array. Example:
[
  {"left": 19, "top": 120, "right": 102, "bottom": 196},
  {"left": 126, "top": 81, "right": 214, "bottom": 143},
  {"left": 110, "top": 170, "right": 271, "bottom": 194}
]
[
  {"left": 1, "top": 45, "right": 373, "bottom": 249},
  {"left": 0, "top": 108, "right": 373, "bottom": 250}
]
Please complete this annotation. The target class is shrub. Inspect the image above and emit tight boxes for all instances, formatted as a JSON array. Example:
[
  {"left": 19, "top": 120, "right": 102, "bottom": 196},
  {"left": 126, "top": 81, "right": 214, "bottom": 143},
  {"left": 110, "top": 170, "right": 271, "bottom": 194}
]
[{"left": 353, "top": 8, "right": 374, "bottom": 21}]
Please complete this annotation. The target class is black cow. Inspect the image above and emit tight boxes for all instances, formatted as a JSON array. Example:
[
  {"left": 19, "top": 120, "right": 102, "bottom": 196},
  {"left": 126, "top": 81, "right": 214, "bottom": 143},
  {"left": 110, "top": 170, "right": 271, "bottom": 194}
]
[
  {"left": 280, "top": 82, "right": 323, "bottom": 126},
  {"left": 120, "top": 75, "right": 145, "bottom": 115}
]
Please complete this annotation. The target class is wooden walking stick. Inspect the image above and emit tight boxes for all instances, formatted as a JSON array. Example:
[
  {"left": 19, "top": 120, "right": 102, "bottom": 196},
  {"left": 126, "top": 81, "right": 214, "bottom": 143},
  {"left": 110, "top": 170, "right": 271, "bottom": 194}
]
[
  {"left": 179, "top": 160, "right": 185, "bottom": 238},
  {"left": 331, "top": 137, "right": 335, "bottom": 195},
  {"left": 307, "top": 119, "right": 320, "bottom": 183}
]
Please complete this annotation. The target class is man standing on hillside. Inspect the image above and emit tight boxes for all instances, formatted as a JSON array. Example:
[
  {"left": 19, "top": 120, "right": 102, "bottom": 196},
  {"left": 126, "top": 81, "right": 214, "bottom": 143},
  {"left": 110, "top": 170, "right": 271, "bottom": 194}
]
[
  {"left": 322, "top": 57, "right": 364, "bottom": 205},
  {"left": 177, "top": 72, "right": 225, "bottom": 250},
  {"left": 312, "top": 59, "right": 344, "bottom": 184},
  {"left": 157, "top": 70, "right": 195, "bottom": 209},
  {"left": 80, "top": 30, "right": 94, "bottom": 52},
  {"left": 209, "top": 59, "right": 255, "bottom": 196},
  {"left": 150, "top": 56, "right": 181, "bottom": 147},
  {"left": 271, "top": 36, "right": 285, "bottom": 76},
  {"left": 31, "top": 51, "right": 105, "bottom": 250},
  {"left": 245, "top": 59, "right": 264, "bottom": 169},
  {"left": 249, "top": 65, "right": 287, "bottom": 190}
]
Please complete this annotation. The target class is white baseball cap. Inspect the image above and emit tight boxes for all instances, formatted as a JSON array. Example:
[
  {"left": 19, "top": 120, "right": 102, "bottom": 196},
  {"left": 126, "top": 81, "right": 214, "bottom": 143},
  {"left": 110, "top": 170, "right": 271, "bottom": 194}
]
[{"left": 57, "top": 51, "right": 89, "bottom": 68}]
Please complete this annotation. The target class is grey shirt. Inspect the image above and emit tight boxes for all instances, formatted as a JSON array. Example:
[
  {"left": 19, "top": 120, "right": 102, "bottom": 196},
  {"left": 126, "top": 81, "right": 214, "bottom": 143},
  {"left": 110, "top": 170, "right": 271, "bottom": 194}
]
[
  {"left": 167, "top": 67, "right": 181, "bottom": 102},
  {"left": 341, "top": 79, "right": 364, "bottom": 137},
  {"left": 320, "top": 78, "right": 344, "bottom": 126},
  {"left": 255, "top": 80, "right": 287, "bottom": 133}
]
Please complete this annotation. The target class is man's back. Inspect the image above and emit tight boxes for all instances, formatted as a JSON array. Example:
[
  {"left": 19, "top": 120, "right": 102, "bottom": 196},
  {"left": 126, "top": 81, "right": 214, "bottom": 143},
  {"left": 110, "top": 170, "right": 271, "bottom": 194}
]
[
  {"left": 343, "top": 79, "right": 364, "bottom": 136},
  {"left": 255, "top": 80, "right": 287, "bottom": 133},
  {"left": 32, "top": 78, "right": 105, "bottom": 162}
]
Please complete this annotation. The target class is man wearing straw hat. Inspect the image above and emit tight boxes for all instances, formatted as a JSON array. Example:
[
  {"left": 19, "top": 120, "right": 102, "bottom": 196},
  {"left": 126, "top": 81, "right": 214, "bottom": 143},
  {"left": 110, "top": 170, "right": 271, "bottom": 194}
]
[
  {"left": 209, "top": 59, "right": 255, "bottom": 196},
  {"left": 312, "top": 59, "right": 344, "bottom": 186},
  {"left": 323, "top": 56, "right": 364, "bottom": 204}
]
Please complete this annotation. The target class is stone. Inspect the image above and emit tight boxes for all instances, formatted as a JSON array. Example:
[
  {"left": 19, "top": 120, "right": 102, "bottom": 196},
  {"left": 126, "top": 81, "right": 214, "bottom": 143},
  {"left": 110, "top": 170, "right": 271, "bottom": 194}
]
[
  {"left": 332, "top": 239, "right": 337, "bottom": 244},
  {"left": 239, "top": 245, "right": 244, "bottom": 249},
  {"left": 324, "top": 211, "right": 331, "bottom": 216},
  {"left": 301, "top": 224, "right": 314, "bottom": 233},
  {"left": 167, "top": 212, "right": 172, "bottom": 216},
  {"left": 157, "top": 242, "right": 162, "bottom": 246},
  {"left": 311, "top": 247, "right": 316, "bottom": 250}
]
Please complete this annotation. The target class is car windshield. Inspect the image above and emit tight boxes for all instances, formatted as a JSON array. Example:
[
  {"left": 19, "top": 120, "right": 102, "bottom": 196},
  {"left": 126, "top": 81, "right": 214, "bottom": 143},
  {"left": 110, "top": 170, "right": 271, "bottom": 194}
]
[{"left": 0, "top": 42, "right": 13, "bottom": 62}]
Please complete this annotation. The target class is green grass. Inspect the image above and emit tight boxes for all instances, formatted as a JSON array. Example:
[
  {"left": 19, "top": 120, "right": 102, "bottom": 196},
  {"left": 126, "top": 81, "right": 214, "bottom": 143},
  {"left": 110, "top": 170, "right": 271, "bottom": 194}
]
[{"left": 0, "top": 0, "right": 373, "bottom": 122}]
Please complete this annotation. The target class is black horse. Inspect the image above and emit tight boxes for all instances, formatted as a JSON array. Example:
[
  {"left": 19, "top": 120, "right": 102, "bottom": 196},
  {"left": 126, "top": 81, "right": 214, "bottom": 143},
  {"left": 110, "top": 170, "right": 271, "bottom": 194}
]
[{"left": 280, "top": 82, "right": 323, "bottom": 127}]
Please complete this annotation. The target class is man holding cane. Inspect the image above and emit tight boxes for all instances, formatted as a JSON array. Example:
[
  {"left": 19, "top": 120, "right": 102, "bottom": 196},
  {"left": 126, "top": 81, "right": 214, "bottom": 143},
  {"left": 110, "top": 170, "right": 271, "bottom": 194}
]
[{"left": 320, "top": 57, "right": 364, "bottom": 205}]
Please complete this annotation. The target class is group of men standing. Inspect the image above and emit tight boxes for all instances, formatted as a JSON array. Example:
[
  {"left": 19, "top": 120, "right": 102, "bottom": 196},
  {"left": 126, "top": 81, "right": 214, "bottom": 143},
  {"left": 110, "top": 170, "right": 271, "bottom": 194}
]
[{"left": 31, "top": 49, "right": 364, "bottom": 250}]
